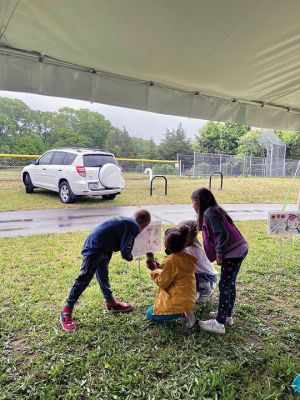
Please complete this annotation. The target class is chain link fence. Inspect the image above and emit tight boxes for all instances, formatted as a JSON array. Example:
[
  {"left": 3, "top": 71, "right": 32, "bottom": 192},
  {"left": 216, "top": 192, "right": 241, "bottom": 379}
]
[
  {"left": 0, "top": 154, "right": 38, "bottom": 182},
  {"left": 177, "top": 153, "right": 299, "bottom": 177},
  {"left": 0, "top": 153, "right": 299, "bottom": 181}
]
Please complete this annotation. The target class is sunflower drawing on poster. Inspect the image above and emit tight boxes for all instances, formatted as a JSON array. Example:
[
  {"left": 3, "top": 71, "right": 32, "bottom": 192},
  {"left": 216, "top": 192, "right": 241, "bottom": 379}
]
[{"left": 132, "top": 220, "right": 162, "bottom": 257}]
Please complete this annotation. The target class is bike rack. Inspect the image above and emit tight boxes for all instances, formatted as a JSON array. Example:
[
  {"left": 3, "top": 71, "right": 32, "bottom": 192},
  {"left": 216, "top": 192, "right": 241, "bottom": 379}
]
[
  {"left": 150, "top": 175, "right": 168, "bottom": 196},
  {"left": 209, "top": 171, "right": 223, "bottom": 190}
]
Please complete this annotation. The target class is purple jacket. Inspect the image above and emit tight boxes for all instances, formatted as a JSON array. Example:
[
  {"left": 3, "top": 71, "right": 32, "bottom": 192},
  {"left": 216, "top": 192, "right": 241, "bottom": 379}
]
[{"left": 202, "top": 207, "right": 247, "bottom": 262}]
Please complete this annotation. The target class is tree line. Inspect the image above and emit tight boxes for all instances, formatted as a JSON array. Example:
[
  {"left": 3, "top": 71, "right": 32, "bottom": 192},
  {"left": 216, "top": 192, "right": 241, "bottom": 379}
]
[{"left": 0, "top": 97, "right": 299, "bottom": 160}]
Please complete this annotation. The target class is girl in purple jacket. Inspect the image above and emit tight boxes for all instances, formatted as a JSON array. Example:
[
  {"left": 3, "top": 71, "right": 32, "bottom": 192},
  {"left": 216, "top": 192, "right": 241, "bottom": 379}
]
[{"left": 191, "top": 188, "right": 248, "bottom": 334}]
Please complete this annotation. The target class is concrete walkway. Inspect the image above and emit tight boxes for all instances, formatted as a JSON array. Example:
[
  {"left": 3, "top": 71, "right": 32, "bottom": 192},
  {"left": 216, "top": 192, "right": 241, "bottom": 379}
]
[{"left": 0, "top": 203, "right": 297, "bottom": 237}]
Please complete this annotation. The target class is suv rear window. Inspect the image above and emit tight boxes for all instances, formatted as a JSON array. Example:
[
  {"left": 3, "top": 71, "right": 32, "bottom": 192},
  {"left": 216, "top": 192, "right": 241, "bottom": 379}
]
[{"left": 83, "top": 154, "right": 117, "bottom": 167}]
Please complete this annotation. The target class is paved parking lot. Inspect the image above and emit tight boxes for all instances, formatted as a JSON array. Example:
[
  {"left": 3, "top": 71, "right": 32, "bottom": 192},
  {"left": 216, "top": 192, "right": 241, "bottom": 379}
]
[{"left": 0, "top": 203, "right": 297, "bottom": 237}]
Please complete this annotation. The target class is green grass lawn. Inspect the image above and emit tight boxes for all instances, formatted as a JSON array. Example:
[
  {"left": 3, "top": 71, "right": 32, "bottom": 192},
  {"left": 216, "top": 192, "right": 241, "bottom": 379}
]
[
  {"left": 0, "top": 169, "right": 299, "bottom": 212},
  {"left": 0, "top": 221, "right": 299, "bottom": 399}
]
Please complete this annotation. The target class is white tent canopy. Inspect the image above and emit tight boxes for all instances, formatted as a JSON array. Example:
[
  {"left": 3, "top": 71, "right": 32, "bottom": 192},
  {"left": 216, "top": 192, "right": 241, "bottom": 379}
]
[{"left": 1, "top": 0, "right": 300, "bottom": 130}]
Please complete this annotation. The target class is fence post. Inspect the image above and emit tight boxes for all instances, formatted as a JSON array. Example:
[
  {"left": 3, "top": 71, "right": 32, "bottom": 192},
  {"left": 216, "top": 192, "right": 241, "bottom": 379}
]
[
  {"left": 270, "top": 145, "right": 274, "bottom": 177},
  {"left": 193, "top": 151, "right": 196, "bottom": 176},
  {"left": 219, "top": 154, "right": 222, "bottom": 173}
]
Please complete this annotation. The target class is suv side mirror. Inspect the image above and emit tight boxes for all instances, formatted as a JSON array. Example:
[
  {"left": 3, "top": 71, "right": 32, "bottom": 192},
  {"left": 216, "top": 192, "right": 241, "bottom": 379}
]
[{"left": 31, "top": 159, "right": 38, "bottom": 165}]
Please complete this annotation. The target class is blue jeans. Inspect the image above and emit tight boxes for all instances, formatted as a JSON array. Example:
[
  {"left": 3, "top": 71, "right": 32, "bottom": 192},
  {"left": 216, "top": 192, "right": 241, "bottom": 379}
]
[
  {"left": 66, "top": 251, "right": 113, "bottom": 307},
  {"left": 146, "top": 306, "right": 182, "bottom": 322}
]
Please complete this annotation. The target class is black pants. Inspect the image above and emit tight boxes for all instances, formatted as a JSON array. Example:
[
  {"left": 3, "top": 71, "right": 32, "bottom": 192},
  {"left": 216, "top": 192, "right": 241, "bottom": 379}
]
[
  {"left": 216, "top": 254, "right": 246, "bottom": 324},
  {"left": 66, "top": 252, "right": 113, "bottom": 307}
]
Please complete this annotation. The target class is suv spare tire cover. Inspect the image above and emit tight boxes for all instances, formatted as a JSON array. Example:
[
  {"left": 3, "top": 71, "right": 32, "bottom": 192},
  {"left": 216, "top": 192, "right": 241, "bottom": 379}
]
[{"left": 99, "top": 163, "right": 121, "bottom": 188}]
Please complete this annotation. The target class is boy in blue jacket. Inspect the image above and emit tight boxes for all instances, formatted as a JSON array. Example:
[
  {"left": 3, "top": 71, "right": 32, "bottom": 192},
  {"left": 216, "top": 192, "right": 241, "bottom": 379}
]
[{"left": 60, "top": 209, "right": 151, "bottom": 331}]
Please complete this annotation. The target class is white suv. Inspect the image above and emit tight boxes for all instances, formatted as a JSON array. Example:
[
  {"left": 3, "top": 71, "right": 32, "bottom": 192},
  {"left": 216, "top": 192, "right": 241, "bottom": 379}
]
[{"left": 22, "top": 148, "right": 125, "bottom": 203}]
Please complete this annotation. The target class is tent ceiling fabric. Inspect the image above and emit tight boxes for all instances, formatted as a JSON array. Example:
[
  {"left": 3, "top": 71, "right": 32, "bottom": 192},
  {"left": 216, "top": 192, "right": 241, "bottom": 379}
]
[{"left": 1, "top": 0, "right": 300, "bottom": 130}]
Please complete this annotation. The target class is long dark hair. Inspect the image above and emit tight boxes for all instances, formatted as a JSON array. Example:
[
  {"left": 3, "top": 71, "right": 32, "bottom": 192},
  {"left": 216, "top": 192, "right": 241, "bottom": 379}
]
[{"left": 191, "top": 188, "right": 232, "bottom": 229}]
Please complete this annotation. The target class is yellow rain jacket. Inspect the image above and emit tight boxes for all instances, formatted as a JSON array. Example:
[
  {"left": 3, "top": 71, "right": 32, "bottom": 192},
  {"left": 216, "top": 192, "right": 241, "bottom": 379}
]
[{"left": 150, "top": 252, "right": 197, "bottom": 315}]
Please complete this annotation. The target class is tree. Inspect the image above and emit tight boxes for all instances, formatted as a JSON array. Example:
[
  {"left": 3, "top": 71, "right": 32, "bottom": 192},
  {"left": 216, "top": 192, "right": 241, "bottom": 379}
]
[
  {"left": 275, "top": 130, "right": 300, "bottom": 159},
  {"left": 10, "top": 134, "right": 46, "bottom": 154},
  {"left": 194, "top": 122, "right": 250, "bottom": 154},
  {"left": 0, "top": 97, "right": 32, "bottom": 137},
  {"left": 193, "top": 121, "right": 223, "bottom": 154},
  {"left": 28, "top": 110, "right": 55, "bottom": 142},
  {"left": 51, "top": 107, "right": 112, "bottom": 149},
  {"left": 46, "top": 127, "right": 91, "bottom": 149},
  {"left": 131, "top": 137, "right": 158, "bottom": 159},
  {"left": 158, "top": 123, "right": 192, "bottom": 159},
  {"left": 0, "top": 114, "right": 15, "bottom": 151},
  {"left": 0, "top": 98, "right": 34, "bottom": 152},
  {"left": 104, "top": 127, "right": 135, "bottom": 157},
  {"left": 237, "top": 130, "right": 265, "bottom": 156}
]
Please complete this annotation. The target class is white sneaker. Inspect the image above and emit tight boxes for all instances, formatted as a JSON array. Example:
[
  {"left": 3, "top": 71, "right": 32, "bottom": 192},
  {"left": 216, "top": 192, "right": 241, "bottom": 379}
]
[
  {"left": 183, "top": 311, "right": 196, "bottom": 328},
  {"left": 199, "top": 319, "right": 225, "bottom": 334},
  {"left": 208, "top": 311, "right": 234, "bottom": 326}
]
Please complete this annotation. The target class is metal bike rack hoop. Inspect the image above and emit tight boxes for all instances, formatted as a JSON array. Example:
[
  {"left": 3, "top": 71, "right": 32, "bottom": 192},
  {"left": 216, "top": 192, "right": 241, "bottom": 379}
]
[
  {"left": 209, "top": 171, "right": 223, "bottom": 190},
  {"left": 150, "top": 175, "right": 168, "bottom": 196}
]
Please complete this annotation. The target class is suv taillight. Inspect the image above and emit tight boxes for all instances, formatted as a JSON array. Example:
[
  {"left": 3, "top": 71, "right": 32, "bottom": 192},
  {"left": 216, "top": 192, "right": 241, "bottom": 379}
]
[{"left": 76, "top": 165, "right": 86, "bottom": 177}]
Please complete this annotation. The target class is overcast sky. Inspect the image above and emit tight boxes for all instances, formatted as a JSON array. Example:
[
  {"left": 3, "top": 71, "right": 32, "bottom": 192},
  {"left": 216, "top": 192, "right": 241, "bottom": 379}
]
[{"left": 0, "top": 90, "right": 207, "bottom": 143}]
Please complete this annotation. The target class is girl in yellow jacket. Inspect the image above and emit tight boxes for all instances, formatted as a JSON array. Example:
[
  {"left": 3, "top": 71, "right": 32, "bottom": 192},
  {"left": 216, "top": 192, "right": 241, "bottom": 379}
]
[{"left": 146, "top": 227, "right": 197, "bottom": 327}]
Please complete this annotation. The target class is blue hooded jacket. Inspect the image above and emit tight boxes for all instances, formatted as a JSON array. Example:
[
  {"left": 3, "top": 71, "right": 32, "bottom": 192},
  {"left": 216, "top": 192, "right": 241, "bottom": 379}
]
[{"left": 81, "top": 217, "right": 140, "bottom": 261}]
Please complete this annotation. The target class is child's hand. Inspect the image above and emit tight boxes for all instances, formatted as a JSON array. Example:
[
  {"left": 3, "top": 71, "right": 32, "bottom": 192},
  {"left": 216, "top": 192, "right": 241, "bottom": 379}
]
[
  {"left": 146, "top": 260, "right": 160, "bottom": 271},
  {"left": 216, "top": 254, "right": 223, "bottom": 266},
  {"left": 146, "top": 252, "right": 160, "bottom": 271}
]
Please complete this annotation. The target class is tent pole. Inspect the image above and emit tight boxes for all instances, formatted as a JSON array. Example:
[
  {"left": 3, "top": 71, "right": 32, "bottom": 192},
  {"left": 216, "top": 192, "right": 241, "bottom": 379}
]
[{"left": 282, "top": 160, "right": 300, "bottom": 211}]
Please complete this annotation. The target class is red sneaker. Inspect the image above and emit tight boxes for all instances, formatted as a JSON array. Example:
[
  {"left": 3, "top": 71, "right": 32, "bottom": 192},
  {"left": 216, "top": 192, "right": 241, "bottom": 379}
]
[
  {"left": 60, "top": 310, "right": 76, "bottom": 332},
  {"left": 106, "top": 300, "right": 133, "bottom": 313}
]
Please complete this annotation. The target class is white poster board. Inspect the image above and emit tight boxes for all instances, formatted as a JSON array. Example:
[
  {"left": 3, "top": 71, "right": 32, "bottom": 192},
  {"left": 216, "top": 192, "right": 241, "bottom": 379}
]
[
  {"left": 268, "top": 212, "right": 300, "bottom": 235},
  {"left": 132, "top": 220, "right": 162, "bottom": 257}
]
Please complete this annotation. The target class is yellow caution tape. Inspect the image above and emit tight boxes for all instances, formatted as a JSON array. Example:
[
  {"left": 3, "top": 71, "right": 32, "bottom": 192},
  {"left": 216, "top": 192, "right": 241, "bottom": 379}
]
[
  {"left": 0, "top": 153, "right": 40, "bottom": 158},
  {"left": 0, "top": 154, "right": 177, "bottom": 163}
]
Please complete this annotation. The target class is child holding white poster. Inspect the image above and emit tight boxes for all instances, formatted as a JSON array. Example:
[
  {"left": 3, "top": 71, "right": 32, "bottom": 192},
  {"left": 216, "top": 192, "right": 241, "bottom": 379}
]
[{"left": 146, "top": 227, "right": 197, "bottom": 327}]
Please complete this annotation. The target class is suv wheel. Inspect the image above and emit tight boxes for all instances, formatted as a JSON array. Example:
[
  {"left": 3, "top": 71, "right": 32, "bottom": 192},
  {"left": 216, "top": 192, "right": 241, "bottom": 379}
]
[
  {"left": 102, "top": 194, "right": 117, "bottom": 200},
  {"left": 24, "top": 173, "right": 35, "bottom": 194},
  {"left": 59, "top": 181, "right": 76, "bottom": 203}
]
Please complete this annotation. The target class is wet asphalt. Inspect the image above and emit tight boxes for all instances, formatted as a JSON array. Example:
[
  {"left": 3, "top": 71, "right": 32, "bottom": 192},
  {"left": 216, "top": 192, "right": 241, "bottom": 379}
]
[{"left": 0, "top": 203, "right": 297, "bottom": 237}]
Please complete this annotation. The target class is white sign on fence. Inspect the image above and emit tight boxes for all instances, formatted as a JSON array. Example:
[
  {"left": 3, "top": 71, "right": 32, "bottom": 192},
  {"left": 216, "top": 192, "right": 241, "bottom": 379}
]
[
  {"left": 132, "top": 220, "right": 162, "bottom": 257},
  {"left": 268, "top": 212, "right": 300, "bottom": 235}
]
